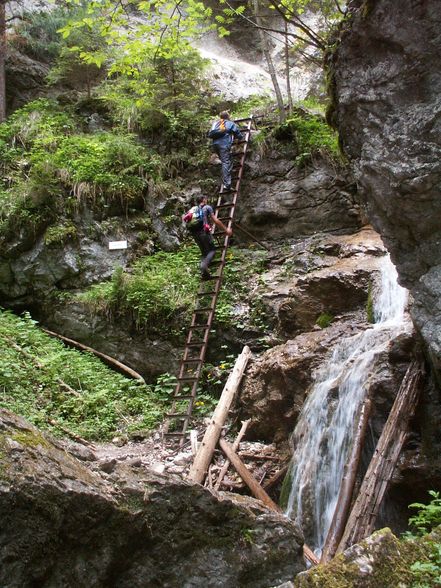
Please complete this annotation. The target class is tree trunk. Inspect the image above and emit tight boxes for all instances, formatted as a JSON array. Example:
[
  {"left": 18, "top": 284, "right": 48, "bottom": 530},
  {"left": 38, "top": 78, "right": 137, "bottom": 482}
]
[
  {"left": 214, "top": 419, "right": 250, "bottom": 490},
  {"left": 321, "top": 397, "right": 372, "bottom": 562},
  {"left": 252, "top": 0, "right": 286, "bottom": 122},
  {"left": 284, "top": 21, "right": 293, "bottom": 114},
  {"left": 187, "top": 346, "right": 251, "bottom": 484},
  {"left": 337, "top": 361, "right": 423, "bottom": 552},
  {"left": 219, "top": 437, "right": 281, "bottom": 512},
  {"left": 0, "top": 2, "right": 6, "bottom": 122}
]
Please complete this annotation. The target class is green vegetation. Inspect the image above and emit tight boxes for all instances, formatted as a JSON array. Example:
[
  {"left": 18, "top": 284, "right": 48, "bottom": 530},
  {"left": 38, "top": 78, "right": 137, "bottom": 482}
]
[
  {"left": 0, "top": 99, "right": 158, "bottom": 242},
  {"left": 405, "top": 491, "right": 441, "bottom": 587},
  {"left": 0, "top": 309, "right": 169, "bottom": 440},
  {"left": 275, "top": 109, "right": 341, "bottom": 166},
  {"left": 316, "top": 312, "right": 334, "bottom": 328},
  {"left": 78, "top": 245, "right": 269, "bottom": 338}
]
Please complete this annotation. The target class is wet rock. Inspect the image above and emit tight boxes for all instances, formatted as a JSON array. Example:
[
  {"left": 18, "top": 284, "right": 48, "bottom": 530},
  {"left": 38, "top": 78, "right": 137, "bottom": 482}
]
[
  {"left": 293, "top": 526, "right": 441, "bottom": 588},
  {"left": 239, "top": 320, "right": 366, "bottom": 444},
  {"left": 329, "top": 0, "right": 441, "bottom": 372},
  {"left": 0, "top": 408, "right": 305, "bottom": 587}
]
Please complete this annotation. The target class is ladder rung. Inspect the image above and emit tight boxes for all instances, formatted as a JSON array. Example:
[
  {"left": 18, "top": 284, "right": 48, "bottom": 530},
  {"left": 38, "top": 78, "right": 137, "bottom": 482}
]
[
  {"left": 163, "top": 432, "right": 186, "bottom": 437},
  {"left": 182, "top": 358, "right": 203, "bottom": 364},
  {"left": 216, "top": 202, "right": 235, "bottom": 209},
  {"left": 172, "top": 394, "right": 195, "bottom": 400},
  {"left": 187, "top": 342, "right": 205, "bottom": 348},
  {"left": 177, "top": 376, "right": 198, "bottom": 382},
  {"left": 193, "top": 307, "right": 213, "bottom": 313},
  {"left": 166, "top": 413, "right": 189, "bottom": 419},
  {"left": 189, "top": 324, "right": 210, "bottom": 330}
]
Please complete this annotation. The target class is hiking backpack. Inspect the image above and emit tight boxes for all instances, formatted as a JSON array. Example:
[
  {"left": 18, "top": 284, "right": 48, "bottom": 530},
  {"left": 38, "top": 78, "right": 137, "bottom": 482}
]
[
  {"left": 207, "top": 118, "right": 228, "bottom": 140},
  {"left": 182, "top": 205, "right": 204, "bottom": 230}
]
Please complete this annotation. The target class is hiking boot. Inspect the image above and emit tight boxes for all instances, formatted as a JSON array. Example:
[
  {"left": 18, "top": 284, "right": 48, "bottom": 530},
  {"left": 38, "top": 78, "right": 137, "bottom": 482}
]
[
  {"left": 223, "top": 184, "right": 232, "bottom": 192},
  {"left": 201, "top": 270, "right": 213, "bottom": 281}
]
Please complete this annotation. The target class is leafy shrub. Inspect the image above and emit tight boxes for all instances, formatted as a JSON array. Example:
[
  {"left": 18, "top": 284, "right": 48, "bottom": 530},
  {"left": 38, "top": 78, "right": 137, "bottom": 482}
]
[
  {"left": 0, "top": 309, "right": 169, "bottom": 440},
  {"left": 99, "top": 47, "right": 212, "bottom": 146},
  {"left": 79, "top": 246, "right": 201, "bottom": 332},
  {"left": 409, "top": 492, "right": 441, "bottom": 536},
  {"left": 274, "top": 109, "right": 341, "bottom": 165},
  {"left": 316, "top": 312, "right": 334, "bottom": 328},
  {"left": 404, "top": 491, "right": 441, "bottom": 588}
]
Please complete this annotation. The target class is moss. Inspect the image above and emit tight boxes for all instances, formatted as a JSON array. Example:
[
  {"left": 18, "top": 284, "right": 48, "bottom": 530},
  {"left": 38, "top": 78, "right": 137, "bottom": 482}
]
[
  {"left": 294, "top": 529, "right": 427, "bottom": 587},
  {"left": 366, "top": 282, "right": 374, "bottom": 323},
  {"left": 279, "top": 463, "right": 293, "bottom": 511},
  {"left": 12, "top": 430, "right": 50, "bottom": 449}
]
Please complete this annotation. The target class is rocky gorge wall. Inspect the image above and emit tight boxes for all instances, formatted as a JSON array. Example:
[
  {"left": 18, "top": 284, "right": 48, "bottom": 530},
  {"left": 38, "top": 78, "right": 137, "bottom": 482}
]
[{"left": 328, "top": 0, "right": 441, "bottom": 373}]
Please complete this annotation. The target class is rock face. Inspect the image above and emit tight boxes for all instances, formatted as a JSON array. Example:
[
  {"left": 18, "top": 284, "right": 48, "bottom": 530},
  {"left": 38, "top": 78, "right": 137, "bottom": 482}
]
[
  {"left": 293, "top": 526, "right": 439, "bottom": 588},
  {"left": 329, "top": 0, "right": 441, "bottom": 370},
  {"left": 0, "top": 408, "right": 305, "bottom": 588},
  {"left": 238, "top": 147, "right": 361, "bottom": 240}
]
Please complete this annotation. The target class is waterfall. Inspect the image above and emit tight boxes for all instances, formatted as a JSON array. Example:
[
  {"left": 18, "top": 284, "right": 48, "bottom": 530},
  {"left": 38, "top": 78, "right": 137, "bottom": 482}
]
[{"left": 285, "top": 256, "right": 410, "bottom": 555}]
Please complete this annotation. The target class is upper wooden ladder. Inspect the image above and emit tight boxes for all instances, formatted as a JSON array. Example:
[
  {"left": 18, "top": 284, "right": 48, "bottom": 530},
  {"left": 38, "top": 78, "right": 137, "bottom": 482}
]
[{"left": 163, "top": 115, "right": 257, "bottom": 445}]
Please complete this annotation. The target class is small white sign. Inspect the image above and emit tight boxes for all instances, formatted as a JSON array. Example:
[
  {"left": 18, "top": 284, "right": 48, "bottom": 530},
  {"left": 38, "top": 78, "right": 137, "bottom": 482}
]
[{"left": 108, "top": 240, "right": 128, "bottom": 250}]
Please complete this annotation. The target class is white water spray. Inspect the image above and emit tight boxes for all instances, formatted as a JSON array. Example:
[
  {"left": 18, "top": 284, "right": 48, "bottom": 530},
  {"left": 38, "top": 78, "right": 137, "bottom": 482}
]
[{"left": 285, "top": 256, "right": 410, "bottom": 554}]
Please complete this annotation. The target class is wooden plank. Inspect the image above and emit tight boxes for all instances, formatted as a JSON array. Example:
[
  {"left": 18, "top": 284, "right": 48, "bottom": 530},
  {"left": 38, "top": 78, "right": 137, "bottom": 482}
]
[
  {"left": 337, "top": 360, "right": 423, "bottom": 552},
  {"left": 321, "top": 397, "right": 372, "bottom": 562},
  {"left": 187, "top": 346, "right": 252, "bottom": 483},
  {"left": 214, "top": 419, "right": 250, "bottom": 490},
  {"left": 219, "top": 437, "right": 282, "bottom": 513}
]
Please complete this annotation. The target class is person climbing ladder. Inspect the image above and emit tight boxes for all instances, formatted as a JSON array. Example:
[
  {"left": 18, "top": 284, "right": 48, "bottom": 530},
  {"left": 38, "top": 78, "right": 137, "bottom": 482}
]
[
  {"left": 208, "top": 111, "right": 244, "bottom": 192},
  {"left": 183, "top": 194, "right": 232, "bottom": 280}
]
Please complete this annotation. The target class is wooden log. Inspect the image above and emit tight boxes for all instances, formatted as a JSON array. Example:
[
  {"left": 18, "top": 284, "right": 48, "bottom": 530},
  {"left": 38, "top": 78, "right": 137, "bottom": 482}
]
[
  {"left": 214, "top": 419, "right": 250, "bottom": 490},
  {"left": 41, "top": 328, "right": 145, "bottom": 382},
  {"left": 337, "top": 360, "right": 423, "bottom": 552},
  {"left": 262, "top": 462, "right": 290, "bottom": 490},
  {"left": 303, "top": 544, "right": 320, "bottom": 566},
  {"left": 187, "top": 346, "right": 251, "bottom": 484},
  {"left": 219, "top": 437, "right": 282, "bottom": 512},
  {"left": 238, "top": 452, "right": 282, "bottom": 461},
  {"left": 321, "top": 396, "right": 372, "bottom": 563}
]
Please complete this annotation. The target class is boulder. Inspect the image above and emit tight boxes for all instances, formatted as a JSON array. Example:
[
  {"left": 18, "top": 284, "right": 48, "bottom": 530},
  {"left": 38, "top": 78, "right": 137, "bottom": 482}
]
[
  {"left": 0, "top": 408, "right": 305, "bottom": 588},
  {"left": 294, "top": 526, "right": 441, "bottom": 588}
]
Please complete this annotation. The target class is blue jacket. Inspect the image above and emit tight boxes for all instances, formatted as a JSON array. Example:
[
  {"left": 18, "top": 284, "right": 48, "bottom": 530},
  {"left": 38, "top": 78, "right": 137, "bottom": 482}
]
[{"left": 210, "top": 119, "right": 244, "bottom": 148}]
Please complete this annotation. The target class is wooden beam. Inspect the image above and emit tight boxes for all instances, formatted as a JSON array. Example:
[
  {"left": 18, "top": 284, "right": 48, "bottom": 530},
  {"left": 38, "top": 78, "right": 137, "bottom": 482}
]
[
  {"left": 337, "top": 360, "right": 423, "bottom": 552},
  {"left": 262, "top": 462, "right": 290, "bottom": 490},
  {"left": 321, "top": 397, "right": 372, "bottom": 562},
  {"left": 187, "top": 346, "right": 252, "bottom": 484},
  {"left": 214, "top": 419, "right": 250, "bottom": 490},
  {"left": 219, "top": 437, "right": 282, "bottom": 512}
]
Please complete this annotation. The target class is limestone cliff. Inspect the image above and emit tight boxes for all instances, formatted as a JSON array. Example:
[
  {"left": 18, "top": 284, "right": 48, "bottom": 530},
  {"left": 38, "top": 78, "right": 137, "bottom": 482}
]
[{"left": 328, "top": 0, "right": 441, "bottom": 372}]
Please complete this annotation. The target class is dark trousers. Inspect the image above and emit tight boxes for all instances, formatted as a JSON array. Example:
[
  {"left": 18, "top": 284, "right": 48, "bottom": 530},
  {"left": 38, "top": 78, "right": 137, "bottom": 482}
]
[
  {"left": 192, "top": 230, "right": 216, "bottom": 273},
  {"left": 213, "top": 144, "right": 232, "bottom": 187}
]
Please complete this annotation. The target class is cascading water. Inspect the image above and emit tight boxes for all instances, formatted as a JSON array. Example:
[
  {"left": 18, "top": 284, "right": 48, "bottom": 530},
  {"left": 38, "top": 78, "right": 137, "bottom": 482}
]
[{"left": 285, "top": 255, "right": 410, "bottom": 555}]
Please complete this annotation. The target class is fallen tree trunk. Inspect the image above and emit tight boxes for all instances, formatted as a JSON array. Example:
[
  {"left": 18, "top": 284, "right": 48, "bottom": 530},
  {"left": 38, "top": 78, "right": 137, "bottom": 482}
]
[
  {"left": 41, "top": 328, "right": 144, "bottom": 382},
  {"left": 219, "top": 437, "right": 281, "bottom": 512},
  {"left": 187, "top": 346, "right": 251, "bottom": 484},
  {"left": 337, "top": 360, "right": 423, "bottom": 552},
  {"left": 214, "top": 419, "right": 250, "bottom": 490},
  {"left": 321, "top": 396, "right": 372, "bottom": 562},
  {"left": 262, "top": 463, "right": 290, "bottom": 491}
]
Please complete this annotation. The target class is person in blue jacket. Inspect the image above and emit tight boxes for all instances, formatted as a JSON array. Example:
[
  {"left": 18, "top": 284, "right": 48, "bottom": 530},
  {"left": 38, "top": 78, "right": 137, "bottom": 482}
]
[{"left": 208, "top": 111, "right": 244, "bottom": 192}]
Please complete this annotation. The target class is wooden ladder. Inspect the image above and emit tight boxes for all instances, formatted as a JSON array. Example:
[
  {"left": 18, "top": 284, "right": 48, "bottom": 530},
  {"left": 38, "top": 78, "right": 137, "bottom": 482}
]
[{"left": 163, "top": 115, "right": 256, "bottom": 445}]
